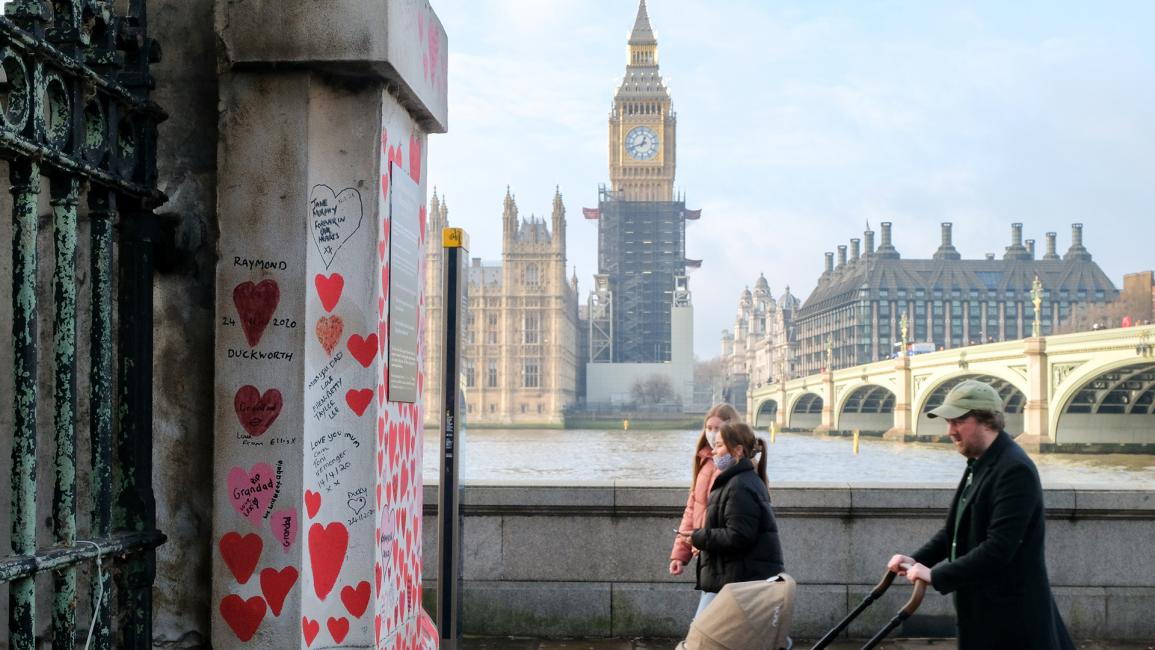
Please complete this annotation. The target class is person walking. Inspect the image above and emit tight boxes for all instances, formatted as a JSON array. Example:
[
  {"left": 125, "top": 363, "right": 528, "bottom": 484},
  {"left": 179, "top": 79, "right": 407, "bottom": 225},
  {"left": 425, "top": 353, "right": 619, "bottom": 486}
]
[
  {"left": 887, "top": 380, "right": 1074, "bottom": 649},
  {"left": 669, "top": 404, "right": 740, "bottom": 617},
  {"left": 683, "top": 421, "right": 784, "bottom": 617}
]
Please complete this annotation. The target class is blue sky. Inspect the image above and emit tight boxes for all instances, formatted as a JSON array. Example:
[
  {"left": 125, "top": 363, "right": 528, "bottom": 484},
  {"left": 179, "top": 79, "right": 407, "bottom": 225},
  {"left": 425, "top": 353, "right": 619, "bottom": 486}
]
[{"left": 426, "top": 0, "right": 1155, "bottom": 357}]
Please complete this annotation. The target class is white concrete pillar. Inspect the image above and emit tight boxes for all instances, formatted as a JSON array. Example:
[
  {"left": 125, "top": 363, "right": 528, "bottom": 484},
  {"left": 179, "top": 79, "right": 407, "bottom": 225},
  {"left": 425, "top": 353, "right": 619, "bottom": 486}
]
[
  {"left": 212, "top": 2, "right": 447, "bottom": 647},
  {"left": 885, "top": 355, "right": 913, "bottom": 440},
  {"left": 1019, "top": 337, "right": 1052, "bottom": 451}
]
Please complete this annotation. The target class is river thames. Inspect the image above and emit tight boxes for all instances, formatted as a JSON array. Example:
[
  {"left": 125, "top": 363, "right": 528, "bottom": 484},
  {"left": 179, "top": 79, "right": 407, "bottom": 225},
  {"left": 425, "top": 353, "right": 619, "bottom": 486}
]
[{"left": 424, "top": 428, "right": 1155, "bottom": 487}]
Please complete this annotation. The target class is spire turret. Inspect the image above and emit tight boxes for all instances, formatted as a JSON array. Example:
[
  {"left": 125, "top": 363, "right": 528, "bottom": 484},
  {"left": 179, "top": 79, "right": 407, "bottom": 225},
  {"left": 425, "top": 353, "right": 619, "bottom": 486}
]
[{"left": 551, "top": 185, "right": 566, "bottom": 254}]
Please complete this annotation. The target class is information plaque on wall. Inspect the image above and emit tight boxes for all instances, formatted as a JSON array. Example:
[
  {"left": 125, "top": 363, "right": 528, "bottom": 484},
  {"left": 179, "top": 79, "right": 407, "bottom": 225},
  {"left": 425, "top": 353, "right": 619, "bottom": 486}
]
[{"left": 388, "top": 162, "right": 420, "bottom": 403}]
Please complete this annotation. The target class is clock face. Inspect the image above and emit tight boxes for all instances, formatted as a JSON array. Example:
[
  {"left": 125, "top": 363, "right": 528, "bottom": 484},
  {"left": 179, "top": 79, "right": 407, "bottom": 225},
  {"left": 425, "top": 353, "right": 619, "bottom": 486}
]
[{"left": 625, "top": 126, "right": 659, "bottom": 161}]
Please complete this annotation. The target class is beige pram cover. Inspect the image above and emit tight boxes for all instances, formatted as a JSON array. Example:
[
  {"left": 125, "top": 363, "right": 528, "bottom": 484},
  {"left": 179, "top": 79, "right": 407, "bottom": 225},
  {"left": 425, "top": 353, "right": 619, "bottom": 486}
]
[{"left": 677, "top": 574, "right": 796, "bottom": 650}]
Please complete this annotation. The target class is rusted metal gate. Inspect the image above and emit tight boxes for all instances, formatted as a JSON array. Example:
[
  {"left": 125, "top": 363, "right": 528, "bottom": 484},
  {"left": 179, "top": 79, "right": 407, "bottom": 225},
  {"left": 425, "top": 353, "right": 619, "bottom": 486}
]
[{"left": 0, "top": 1, "right": 165, "bottom": 648}]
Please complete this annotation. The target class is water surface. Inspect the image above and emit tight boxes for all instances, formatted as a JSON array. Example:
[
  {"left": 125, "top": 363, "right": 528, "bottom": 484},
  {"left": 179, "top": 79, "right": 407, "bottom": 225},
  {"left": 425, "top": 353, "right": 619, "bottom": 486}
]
[{"left": 422, "top": 428, "right": 1155, "bottom": 488}]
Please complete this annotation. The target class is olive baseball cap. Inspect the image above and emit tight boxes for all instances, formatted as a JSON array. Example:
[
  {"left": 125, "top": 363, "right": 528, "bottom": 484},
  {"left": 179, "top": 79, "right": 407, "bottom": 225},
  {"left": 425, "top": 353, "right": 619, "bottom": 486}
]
[{"left": 927, "top": 380, "right": 1004, "bottom": 419}]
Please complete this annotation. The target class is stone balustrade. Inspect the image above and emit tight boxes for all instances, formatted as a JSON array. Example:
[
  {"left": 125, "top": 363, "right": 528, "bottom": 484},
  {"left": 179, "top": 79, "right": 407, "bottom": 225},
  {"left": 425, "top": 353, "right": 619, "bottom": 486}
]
[{"left": 422, "top": 482, "right": 1155, "bottom": 639}]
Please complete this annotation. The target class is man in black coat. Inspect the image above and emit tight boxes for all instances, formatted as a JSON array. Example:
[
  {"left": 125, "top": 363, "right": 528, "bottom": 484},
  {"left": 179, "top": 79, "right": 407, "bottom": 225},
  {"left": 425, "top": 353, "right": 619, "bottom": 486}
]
[{"left": 888, "top": 380, "right": 1074, "bottom": 649}]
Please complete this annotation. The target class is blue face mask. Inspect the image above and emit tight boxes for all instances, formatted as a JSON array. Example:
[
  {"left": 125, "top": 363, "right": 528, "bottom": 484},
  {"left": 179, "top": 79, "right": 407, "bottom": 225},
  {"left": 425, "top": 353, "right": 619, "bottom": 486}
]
[{"left": 713, "top": 454, "right": 736, "bottom": 471}]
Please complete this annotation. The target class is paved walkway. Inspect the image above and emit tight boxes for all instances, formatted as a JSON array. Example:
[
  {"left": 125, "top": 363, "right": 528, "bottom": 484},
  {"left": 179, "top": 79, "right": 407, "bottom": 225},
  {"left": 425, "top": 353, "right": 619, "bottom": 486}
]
[{"left": 462, "top": 638, "right": 1154, "bottom": 650}]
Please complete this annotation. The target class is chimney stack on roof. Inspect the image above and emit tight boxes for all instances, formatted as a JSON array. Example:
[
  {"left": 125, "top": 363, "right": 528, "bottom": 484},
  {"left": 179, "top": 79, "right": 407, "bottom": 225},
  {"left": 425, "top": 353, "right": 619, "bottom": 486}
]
[
  {"left": 824, "top": 252, "right": 834, "bottom": 276},
  {"left": 864, "top": 229, "right": 875, "bottom": 257},
  {"left": 985, "top": 253, "right": 996, "bottom": 260},
  {"left": 933, "top": 222, "right": 961, "bottom": 260},
  {"left": 875, "top": 221, "right": 900, "bottom": 259},
  {"left": 1064, "top": 222, "right": 1092, "bottom": 261},
  {"left": 836, "top": 245, "right": 847, "bottom": 270},
  {"left": 850, "top": 238, "right": 860, "bottom": 263},
  {"left": 1025, "top": 239, "right": 1036, "bottom": 258},
  {"left": 1004, "top": 222, "right": 1031, "bottom": 260},
  {"left": 1044, "top": 232, "right": 1059, "bottom": 260}
]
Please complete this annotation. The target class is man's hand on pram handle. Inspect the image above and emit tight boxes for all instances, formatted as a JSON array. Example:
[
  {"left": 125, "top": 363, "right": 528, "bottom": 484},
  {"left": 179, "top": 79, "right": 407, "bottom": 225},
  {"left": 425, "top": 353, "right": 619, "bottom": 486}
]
[{"left": 888, "top": 554, "right": 931, "bottom": 585}]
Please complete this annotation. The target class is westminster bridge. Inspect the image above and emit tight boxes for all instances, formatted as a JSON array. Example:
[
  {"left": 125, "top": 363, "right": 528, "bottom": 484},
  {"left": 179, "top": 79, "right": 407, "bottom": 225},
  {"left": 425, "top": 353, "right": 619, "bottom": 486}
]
[{"left": 748, "top": 324, "right": 1155, "bottom": 451}]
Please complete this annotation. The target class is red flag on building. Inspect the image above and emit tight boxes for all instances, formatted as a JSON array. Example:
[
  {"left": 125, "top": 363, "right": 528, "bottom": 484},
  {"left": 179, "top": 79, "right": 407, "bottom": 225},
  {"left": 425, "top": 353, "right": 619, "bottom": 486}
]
[
  {"left": 684, "top": 209, "right": 702, "bottom": 220},
  {"left": 582, "top": 208, "right": 600, "bottom": 220}
]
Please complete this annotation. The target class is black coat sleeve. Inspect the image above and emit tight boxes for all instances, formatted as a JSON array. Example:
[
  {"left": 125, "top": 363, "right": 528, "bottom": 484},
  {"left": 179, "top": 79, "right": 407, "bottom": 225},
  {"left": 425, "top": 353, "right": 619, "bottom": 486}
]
[
  {"left": 690, "top": 484, "right": 760, "bottom": 553},
  {"left": 928, "top": 462, "right": 1039, "bottom": 595}
]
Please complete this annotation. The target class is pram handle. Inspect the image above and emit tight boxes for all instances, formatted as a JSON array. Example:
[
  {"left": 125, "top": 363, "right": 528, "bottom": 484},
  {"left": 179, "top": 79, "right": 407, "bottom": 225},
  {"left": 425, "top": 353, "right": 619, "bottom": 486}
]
[
  {"left": 860, "top": 579, "right": 927, "bottom": 650},
  {"left": 808, "top": 569, "right": 898, "bottom": 650}
]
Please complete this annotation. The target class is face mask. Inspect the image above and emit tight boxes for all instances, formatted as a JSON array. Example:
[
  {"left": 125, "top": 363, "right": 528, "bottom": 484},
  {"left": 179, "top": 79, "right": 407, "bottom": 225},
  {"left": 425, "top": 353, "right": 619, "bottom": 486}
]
[
  {"left": 706, "top": 430, "right": 718, "bottom": 447},
  {"left": 713, "top": 454, "right": 735, "bottom": 471}
]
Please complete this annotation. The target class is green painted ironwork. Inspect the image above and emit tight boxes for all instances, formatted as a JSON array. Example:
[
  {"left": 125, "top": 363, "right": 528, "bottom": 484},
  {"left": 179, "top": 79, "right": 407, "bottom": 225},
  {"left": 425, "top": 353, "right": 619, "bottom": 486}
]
[{"left": 2, "top": 2, "right": 166, "bottom": 648}]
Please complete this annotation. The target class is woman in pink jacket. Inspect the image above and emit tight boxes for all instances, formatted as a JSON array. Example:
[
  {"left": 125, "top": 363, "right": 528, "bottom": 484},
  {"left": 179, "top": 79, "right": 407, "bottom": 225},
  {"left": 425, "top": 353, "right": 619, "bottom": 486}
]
[{"left": 669, "top": 403, "right": 740, "bottom": 618}]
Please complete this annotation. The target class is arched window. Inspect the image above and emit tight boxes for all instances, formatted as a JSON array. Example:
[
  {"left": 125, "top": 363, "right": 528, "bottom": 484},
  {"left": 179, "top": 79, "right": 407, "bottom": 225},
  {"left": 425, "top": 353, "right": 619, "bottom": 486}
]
[{"left": 525, "top": 263, "right": 539, "bottom": 287}]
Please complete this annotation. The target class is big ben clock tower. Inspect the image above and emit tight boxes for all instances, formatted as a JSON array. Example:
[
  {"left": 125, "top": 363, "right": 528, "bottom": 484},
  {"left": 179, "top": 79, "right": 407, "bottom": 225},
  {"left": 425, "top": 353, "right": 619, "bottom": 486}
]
[
  {"left": 587, "top": 0, "right": 696, "bottom": 383},
  {"left": 609, "top": 0, "right": 675, "bottom": 202}
]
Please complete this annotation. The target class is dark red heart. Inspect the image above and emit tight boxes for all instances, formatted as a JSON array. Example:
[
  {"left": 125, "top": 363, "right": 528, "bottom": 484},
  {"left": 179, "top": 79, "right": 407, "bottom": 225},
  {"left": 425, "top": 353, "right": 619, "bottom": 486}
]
[
  {"left": 233, "top": 280, "right": 279, "bottom": 347},
  {"left": 233, "top": 385, "right": 283, "bottom": 436}
]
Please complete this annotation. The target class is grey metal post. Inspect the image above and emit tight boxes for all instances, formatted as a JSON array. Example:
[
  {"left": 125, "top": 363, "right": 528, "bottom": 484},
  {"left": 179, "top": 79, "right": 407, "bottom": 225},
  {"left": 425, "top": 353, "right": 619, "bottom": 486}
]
[{"left": 437, "top": 227, "right": 468, "bottom": 647}]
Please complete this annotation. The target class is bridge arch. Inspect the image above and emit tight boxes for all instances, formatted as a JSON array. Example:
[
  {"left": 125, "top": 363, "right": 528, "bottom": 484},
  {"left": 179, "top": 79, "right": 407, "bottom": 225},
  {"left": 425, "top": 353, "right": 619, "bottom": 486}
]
[
  {"left": 914, "top": 373, "right": 1027, "bottom": 438},
  {"left": 751, "top": 398, "right": 779, "bottom": 428},
  {"left": 787, "top": 391, "right": 823, "bottom": 431},
  {"left": 1051, "top": 360, "right": 1155, "bottom": 446},
  {"left": 835, "top": 383, "right": 896, "bottom": 434}
]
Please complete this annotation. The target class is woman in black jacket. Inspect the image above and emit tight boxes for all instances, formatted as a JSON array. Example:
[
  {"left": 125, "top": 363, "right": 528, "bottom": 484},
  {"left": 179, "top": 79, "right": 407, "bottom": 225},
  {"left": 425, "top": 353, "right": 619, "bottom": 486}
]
[{"left": 686, "top": 422, "right": 785, "bottom": 614}]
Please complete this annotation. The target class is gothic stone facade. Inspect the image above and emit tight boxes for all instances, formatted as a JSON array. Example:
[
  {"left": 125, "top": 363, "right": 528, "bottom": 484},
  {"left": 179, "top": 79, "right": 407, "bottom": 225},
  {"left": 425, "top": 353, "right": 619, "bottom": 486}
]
[{"left": 424, "top": 190, "right": 579, "bottom": 426}]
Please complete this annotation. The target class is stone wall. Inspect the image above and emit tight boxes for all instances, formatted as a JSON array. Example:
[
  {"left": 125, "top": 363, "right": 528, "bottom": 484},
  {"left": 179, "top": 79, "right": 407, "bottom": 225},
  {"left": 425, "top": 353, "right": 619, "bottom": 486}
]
[{"left": 421, "top": 482, "right": 1155, "bottom": 640}]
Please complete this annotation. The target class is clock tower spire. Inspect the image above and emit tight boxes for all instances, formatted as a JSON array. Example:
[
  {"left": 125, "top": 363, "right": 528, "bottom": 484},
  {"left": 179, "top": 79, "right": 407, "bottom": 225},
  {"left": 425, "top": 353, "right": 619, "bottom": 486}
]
[{"left": 610, "top": 0, "right": 675, "bottom": 201}]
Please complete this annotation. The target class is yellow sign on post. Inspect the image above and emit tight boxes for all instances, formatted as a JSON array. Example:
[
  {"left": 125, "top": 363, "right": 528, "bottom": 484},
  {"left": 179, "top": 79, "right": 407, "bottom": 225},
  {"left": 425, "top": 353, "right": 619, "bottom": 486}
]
[
  {"left": 769, "top": 422, "right": 777, "bottom": 444},
  {"left": 853, "top": 428, "right": 861, "bottom": 455},
  {"left": 443, "top": 227, "right": 468, "bottom": 249}
]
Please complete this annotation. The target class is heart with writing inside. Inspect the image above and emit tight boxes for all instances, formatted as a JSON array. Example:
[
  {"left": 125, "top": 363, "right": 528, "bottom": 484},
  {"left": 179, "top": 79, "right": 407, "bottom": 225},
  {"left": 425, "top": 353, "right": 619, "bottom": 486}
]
[
  {"left": 346, "top": 388, "right": 373, "bottom": 417},
  {"left": 259, "top": 566, "right": 298, "bottom": 617},
  {"left": 309, "top": 184, "right": 363, "bottom": 270},
  {"left": 347, "top": 333, "right": 378, "bottom": 368},
  {"left": 219, "top": 532, "right": 263, "bottom": 584},
  {"left": 270, "top": 508, "right": 298, "bottom": 553},
  {"left": 233, "top": 385, "right": 283, "bottom": 436},
  {"left": 233, "top": 280, "right": 280, "bottom": 347},
  {"left": 219, "top": 594, "right": 266, "bottom": 642},
  {"left": 308, "top": 521, "right": 349, "bottom": 600},
  {"left": 228, "top": 463, "right": 278, "bottom": 526},
  {"left": 314, "top": 273, "right": 345, "bottom": 312},
  {"left": 341, "top": 580, "right": 371, "bottom": 618},
  {"left": 316, "top": 315, "right": 344, "bottom": 357}
]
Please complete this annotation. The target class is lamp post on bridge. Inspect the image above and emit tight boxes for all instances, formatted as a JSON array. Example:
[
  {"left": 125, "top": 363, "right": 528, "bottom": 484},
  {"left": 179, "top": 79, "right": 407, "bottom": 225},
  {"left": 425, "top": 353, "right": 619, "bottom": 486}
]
[{"left": 1031, "top": 275, "right": 1043, "bottom": 338}]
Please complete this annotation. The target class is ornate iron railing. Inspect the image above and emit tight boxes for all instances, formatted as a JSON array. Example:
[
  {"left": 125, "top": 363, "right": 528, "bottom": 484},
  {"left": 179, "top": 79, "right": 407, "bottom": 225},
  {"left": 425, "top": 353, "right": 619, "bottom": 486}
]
[{"left": 1, "top": 1, "right": 165, "bottom": 648}]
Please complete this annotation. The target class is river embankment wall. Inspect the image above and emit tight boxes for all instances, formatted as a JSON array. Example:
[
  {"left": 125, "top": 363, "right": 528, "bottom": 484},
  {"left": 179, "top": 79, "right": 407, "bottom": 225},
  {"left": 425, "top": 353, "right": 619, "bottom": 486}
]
[{"left": 421, "top": 482, "right": 1154, "bottom": 640}]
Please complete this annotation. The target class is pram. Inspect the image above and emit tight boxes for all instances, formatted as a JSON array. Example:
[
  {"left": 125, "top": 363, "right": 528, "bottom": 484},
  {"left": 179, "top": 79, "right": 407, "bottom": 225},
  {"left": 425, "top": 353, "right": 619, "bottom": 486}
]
[{"left": 676, "top": 569, "right": 927, "bottom": 650}]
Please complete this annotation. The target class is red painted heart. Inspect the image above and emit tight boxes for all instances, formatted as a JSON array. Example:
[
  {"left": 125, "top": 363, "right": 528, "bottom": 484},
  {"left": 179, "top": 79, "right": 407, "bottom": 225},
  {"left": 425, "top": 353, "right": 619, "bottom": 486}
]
[
  {"left": 314, "top": 273, "right": 344, "bottom": 312},
  {"left": 341, "top": 580, "right": 371, "bottom": 618},
  {"left": 233, "top": 279, "right": 279, "bottom": 347},
  {"left": 219, "top": 532, "right": 262, "bottom": 584},
  {"left": 233, "top": 385, "right": 283, "bottom": 436},
  {"left": 346, "top": 389, "right": 373, "bottom": 417},
  {"left": 259, "top": 566, "right": 298, "bottom": 617},
  {"left": 327, "top": 616, "right": 350, "bottom": 644},
  {"left": 302, "top": 616, "right": 320, "bottom": 647},
  {"left": 347, "top": 333, "right": 379, "bottom": 368},
  {"left": 308, "top": 522, "right": 349, "bottom": 600},
  {"left": 305, "top": 490, "right": 322, "bottom": 519},
  {"left": 219, "top": 594, "right": 266, "bottom": 642}
]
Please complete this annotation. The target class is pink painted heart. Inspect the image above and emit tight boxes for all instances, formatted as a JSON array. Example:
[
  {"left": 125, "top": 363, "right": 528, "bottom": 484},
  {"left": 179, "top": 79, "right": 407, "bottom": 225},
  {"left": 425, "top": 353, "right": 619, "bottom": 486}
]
[
  {"left": 270, "top": 508, "right": 298, "bottom": 553},
  {"left": 228, "top": 463, "right": 277, "bottom": 526}
]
